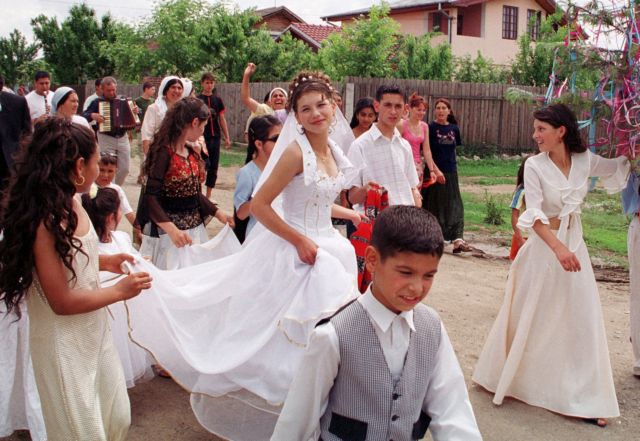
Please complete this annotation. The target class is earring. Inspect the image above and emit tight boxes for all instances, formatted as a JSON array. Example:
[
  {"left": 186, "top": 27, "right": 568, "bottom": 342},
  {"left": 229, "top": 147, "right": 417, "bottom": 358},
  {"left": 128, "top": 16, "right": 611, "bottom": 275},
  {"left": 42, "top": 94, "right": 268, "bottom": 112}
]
[
  {"left": 74, "top": 175, "right": 85, "bottom": 186},
  {"left": 296, "top": 123, "right": 305, "bottom": 135},
  {"left": 329, "top": 117, "right": 337, "bottom": 134}
]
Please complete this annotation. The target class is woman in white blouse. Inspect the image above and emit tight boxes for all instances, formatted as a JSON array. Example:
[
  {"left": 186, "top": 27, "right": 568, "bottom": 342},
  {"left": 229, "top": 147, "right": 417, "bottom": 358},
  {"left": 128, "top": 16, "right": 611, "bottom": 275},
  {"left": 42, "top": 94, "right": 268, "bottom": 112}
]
[
  {"left": 140, "top": 76, "right": 184, "bottom": 155},
  {"left": 473, "top": 103, "right": 630, "bottom": 427}
]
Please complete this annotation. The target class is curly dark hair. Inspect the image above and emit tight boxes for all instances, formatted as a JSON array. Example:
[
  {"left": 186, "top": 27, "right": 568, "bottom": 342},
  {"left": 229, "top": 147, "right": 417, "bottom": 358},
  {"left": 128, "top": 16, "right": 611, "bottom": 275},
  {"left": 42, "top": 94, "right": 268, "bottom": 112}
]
[
  {"left": 287, "top": 70, "right": 334, "bottom": 113},
  {"left": 81, "top": 187, "right": 120, "bottom": 243},
  {"left": 144, "top": 97, "right": 210, "bottom": 177},
  {"left": 533, "top": 103, "right": 586, "bottom": 153},
  {"left": 0, "top": 118, "right": 97, "bottom": 317}
]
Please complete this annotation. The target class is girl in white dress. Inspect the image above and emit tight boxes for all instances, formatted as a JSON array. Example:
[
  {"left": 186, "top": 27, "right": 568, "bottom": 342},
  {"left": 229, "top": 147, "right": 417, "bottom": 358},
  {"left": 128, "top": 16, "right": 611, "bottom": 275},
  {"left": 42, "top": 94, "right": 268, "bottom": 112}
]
[
  {"left": 125, "top": 71, "right": 365, "bottom": 439},
  {"left": 0, "top": 118, "right": 152, "bottom": 440},
  {"left": 82, "top": 186, "right": 156, "bottom": 388},
  {"left": 473, "top": 104, "right": 630, "bottom": 426}
]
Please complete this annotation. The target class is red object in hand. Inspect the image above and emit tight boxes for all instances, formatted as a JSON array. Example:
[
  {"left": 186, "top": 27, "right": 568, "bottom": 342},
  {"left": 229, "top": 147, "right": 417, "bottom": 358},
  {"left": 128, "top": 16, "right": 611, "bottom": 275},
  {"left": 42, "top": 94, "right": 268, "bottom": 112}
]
[{"left": 350, "top": 184, "right": 389, "bottom": 293}]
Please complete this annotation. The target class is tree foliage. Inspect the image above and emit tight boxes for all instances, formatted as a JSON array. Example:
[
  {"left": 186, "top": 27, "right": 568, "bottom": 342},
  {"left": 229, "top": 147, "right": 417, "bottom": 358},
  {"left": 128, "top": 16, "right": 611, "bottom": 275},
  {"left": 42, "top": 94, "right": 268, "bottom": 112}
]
[
  {"left": 105, "top": 1, "right": 314, "bottom": 83},
  {"left": 0, "top": 30, "right": 40, "bottom": 88},
  {"left": 396, "top": 33, "right": 453, "bottom": 80},
  {"left": 455, "top": 52, "right": 507, "bottom": 84},
  {"left": 31, "top": 4, "right": 116, "bottom": 84},
  {"left": 317, "top": 4, "right": 400, "bottom": 80}
]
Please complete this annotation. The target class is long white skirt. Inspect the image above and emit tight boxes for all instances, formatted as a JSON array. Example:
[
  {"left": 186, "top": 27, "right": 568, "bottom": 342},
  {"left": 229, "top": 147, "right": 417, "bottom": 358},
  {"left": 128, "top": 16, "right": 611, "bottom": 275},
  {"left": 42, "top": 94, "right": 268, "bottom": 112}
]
[
  {"left": 139, "top": 224, "right": 210, "bottom": 270},
  {"left": 126, "top": 226, "right": 358, "bottom": 439},
  {"left": 0, "top": 307, "right": 47, "bottom": 441},
  {"left": 472, "top": 232, "right": 619, "bottom": 418}
]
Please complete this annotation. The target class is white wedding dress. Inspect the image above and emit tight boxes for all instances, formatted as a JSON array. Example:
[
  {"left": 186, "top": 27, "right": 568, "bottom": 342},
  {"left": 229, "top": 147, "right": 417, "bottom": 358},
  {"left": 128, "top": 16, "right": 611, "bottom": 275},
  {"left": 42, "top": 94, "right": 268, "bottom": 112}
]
[{"left": 125, "top": 133, "right": 359, "bottom": 439}]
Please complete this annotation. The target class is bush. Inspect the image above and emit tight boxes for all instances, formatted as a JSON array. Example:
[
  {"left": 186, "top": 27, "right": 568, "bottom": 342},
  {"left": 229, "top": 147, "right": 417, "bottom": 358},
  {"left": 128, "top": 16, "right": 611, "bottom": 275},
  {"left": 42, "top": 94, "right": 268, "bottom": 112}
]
[{"left": 483, "top": 192, "right": 504, "bottom": 225}]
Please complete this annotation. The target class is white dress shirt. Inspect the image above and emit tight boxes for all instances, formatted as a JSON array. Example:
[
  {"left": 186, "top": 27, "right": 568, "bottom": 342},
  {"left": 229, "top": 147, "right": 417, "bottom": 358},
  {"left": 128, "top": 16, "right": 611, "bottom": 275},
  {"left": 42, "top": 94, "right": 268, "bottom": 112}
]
[
  {"left": 271, "top": 288, "right": 482, "bottom": 441},
  {"left": 25, "top": 90, "right": 50, "bottom": 121},
  {"left": 347, "top": 124, "right": 420, "bottom": 208}
]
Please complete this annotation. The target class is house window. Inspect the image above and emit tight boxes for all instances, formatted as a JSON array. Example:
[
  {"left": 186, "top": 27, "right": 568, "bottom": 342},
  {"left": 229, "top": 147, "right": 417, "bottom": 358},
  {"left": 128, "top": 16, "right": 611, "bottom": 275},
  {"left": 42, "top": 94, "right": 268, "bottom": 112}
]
[
  {"left": 502, "top": 6, "right": 518, "bottom": 40},
  {"left": 527, "top": 9, "right": 542, "bottom": 40},
  {"left": 431, "top": 12, "right": 443, "bottom": 32},
  {"left": 457, "top": 13, "right": 464, "bottom": 35}
]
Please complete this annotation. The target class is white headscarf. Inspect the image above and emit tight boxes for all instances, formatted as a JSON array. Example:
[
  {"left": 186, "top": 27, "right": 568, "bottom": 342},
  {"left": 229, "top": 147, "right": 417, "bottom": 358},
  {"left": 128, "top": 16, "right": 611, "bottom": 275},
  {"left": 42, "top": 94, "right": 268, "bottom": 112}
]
[
  {"left": 181, "top": 78, "right": 193, "bottom": 98},
  {"left": 156, "top": 76, "right": 183, "bottom": 119},
  {"left": 50, "top": 86, "right": 74, "bottom": 115}
]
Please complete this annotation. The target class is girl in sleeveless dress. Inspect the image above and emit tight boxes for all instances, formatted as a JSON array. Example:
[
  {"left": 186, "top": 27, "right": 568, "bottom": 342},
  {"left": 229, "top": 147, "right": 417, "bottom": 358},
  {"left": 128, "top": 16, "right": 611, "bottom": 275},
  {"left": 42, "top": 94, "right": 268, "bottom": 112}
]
[
  {"left": 399, "top": 92, "right": 437, "bottom": 188},
  {"left": 0, "top": 118, "right": 152, "bottom": 440},
  {"left": 124, "top": 71, "right": 365, "bottom": 439}
]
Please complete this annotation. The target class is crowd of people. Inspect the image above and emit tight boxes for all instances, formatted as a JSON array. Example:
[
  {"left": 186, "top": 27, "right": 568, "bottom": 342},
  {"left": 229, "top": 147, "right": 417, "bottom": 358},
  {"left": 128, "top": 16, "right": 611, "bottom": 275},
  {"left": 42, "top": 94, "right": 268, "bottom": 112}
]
[{"left": 0, "top": 65, "right": 637, "bottom": 441}]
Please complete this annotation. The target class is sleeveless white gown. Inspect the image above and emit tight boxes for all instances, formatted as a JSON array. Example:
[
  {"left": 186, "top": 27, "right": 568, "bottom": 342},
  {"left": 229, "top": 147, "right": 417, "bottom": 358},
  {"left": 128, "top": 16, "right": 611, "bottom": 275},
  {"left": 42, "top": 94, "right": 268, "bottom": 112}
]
[{"left": 125, "top": 133, "right": 359, "bottom": 439}]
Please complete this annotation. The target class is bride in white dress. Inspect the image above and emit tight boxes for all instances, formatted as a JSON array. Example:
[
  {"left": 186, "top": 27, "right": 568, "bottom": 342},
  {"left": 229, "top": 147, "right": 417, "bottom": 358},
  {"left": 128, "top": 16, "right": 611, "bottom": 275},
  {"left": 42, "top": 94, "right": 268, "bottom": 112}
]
[
  {"left": 473, "top": 104, "right": 630, "bottom": 426},
  {"left": 125, "top": 71, "right": 364, "bottom": 439}
]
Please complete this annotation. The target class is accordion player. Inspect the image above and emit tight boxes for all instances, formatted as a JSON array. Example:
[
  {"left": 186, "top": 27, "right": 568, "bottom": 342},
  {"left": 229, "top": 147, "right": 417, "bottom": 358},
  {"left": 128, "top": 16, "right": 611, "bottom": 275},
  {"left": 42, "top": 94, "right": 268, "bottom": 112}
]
[{"left": 98, "top": 97, "right": 140, "bottom": 133}]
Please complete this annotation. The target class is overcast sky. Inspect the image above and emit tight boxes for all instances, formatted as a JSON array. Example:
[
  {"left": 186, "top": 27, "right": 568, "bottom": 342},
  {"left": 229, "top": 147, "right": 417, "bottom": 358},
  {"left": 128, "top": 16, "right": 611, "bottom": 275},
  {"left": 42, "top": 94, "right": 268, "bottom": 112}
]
[
  {"left": 2, "top": 0, "right": 371, "bottom": 40},
  {"left": 3, "top": 0, "right": 623, "bottom": 49}
]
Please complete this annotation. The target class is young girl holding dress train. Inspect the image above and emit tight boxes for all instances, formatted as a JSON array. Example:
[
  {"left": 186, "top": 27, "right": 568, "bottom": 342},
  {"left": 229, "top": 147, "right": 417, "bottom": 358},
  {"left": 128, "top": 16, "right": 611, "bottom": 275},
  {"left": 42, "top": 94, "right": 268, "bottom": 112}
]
[
  {"left": 82, "top": 187, "right": 156, "bottom": 388},
  {"left": 472, "top": 104, "right": 630, "bottom": 427},
  {"left": 0, "top": 118, "right": 152, "bottom": 440}
]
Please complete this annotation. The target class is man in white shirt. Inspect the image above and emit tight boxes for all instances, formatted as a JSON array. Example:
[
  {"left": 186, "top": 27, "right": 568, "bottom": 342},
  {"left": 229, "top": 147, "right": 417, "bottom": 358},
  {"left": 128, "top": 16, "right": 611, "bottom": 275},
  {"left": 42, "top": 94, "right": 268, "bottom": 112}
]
[
  {"left": 272, "top": 206, "right": 482, "bottom": 441},
  {"left": 24, "top": 71, "right": 51, "bottom": 125},
  {"left": 347, "top": 85, "right": 421, "bottom": 209},
  {"left": 82, "top": 78, "right": 103, "bottom": 112}
]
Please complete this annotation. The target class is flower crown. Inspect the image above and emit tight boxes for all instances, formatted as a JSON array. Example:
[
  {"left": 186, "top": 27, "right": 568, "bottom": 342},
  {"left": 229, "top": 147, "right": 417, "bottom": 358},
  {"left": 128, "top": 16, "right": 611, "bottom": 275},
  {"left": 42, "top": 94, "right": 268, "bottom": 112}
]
[{"left": 292, "top": 75, "right": 334, "bottom": 92}]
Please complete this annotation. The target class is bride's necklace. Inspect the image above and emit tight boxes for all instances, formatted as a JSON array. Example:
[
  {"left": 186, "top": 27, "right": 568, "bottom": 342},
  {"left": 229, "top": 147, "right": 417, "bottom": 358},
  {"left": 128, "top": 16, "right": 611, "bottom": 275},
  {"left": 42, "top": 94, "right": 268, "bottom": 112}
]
[{"left": 315, "top": 147, "right": 332, "bottom": 163}]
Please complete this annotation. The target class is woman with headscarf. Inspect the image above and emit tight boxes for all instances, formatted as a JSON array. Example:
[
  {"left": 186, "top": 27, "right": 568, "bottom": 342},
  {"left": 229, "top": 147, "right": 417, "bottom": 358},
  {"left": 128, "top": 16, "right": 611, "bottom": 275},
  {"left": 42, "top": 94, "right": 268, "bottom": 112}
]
[
  {"left": 140, "top": 76, "right": 184, "bottom": 156},
  {"left": 50, "top": 87, "right": 91, "bottom": 128}
]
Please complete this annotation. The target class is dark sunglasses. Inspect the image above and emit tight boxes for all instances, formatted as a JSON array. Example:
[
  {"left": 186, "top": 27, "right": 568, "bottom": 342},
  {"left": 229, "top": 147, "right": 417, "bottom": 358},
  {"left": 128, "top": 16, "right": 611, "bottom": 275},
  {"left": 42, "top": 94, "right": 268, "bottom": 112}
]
[{"left": 262, "top": 134, "right": 279, "bottom": 143}]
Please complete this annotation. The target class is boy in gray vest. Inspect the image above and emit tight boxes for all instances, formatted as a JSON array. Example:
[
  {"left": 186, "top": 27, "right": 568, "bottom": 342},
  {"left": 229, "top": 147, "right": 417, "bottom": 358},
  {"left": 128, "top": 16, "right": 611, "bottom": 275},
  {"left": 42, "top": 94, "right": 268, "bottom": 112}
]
[{"left": 271, "top": 206, "right": 482, "bottom": 441}]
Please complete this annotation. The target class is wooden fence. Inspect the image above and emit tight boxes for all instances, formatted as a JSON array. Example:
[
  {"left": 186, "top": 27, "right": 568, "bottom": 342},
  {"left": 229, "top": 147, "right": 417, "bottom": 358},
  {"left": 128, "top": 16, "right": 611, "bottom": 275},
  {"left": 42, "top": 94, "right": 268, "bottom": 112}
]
[
  {"left": 69, "top": 77, "right": 548, "bottom": 152},
  {"left": 344, "top": 77, "right": 546, "bottom": 154}
]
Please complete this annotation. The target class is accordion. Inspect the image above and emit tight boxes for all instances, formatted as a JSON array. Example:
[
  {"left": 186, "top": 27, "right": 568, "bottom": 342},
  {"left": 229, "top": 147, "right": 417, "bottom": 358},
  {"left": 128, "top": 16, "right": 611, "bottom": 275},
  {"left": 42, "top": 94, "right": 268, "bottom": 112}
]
[{"left": 98, "top": 98, "right": 140, "bottom": 133}]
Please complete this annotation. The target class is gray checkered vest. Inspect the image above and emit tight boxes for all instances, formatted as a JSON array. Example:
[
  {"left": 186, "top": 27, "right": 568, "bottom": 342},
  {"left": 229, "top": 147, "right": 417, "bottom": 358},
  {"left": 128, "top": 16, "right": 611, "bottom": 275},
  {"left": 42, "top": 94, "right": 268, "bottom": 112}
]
[{"left": 319, "top": 300, "right": 441, "bottom": 441}]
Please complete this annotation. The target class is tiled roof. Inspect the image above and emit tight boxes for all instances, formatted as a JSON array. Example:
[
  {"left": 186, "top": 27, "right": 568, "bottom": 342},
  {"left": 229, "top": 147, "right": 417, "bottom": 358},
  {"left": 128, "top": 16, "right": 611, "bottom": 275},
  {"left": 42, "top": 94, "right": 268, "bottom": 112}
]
[
  {"left": 254, "top": 6, "right": 305, "bottom": 23},
  {"left": 288, "top": 22, "right": 341, "bottom": 46}
]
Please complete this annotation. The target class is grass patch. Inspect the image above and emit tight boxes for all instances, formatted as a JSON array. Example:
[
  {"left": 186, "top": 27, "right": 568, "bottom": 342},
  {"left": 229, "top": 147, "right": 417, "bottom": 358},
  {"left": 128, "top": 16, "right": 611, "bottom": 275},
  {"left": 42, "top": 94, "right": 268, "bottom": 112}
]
[
  {"left": 220, "top": 143, "right": 248, "bottom": 168},
  {"left": 461, "top": 181, "right": 629, "bottom": 267},
  {"left": 464, "top": 176, "right": 517, "bottom": 186},
  {"left": 457, "top": 158, "right": 522, "bottom": 178}
]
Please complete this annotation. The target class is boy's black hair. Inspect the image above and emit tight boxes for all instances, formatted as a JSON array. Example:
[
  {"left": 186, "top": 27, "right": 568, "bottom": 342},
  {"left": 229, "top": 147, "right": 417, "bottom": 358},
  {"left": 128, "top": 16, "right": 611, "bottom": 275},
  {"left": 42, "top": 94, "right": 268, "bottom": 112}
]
[
  {"left": 34, "top": 71, "right": 50, "bottom": 82},
  {"left": 371, "top": 206, "right": 444, "bottom": 259},
  {"left": 142, "top": 81, "right": 154, "bottom": 91},
  {"left": 375, "top": 84, "right": 405, "bottom": 103}
]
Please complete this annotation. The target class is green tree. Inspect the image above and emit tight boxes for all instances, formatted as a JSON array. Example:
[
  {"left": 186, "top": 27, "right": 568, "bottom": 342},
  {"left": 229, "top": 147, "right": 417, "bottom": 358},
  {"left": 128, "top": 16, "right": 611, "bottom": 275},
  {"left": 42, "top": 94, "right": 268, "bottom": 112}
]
[
  {"left": 31, "top": 4, "right": 116, "bottom": 84},
  {"left": 455, "top": 52, "right": 507, "bottom": 83},
  {"left": 317, "top": 4, "right": 400, "bottom": 80},
  {"left": 0, "top": 30, "right": 40, "bottom": 88},
  {"left": 396, "top": 33, "right": 453, "bottom": 80},
  {"left": 144, "top": 0, "right": 213, "bottom": 76}
]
